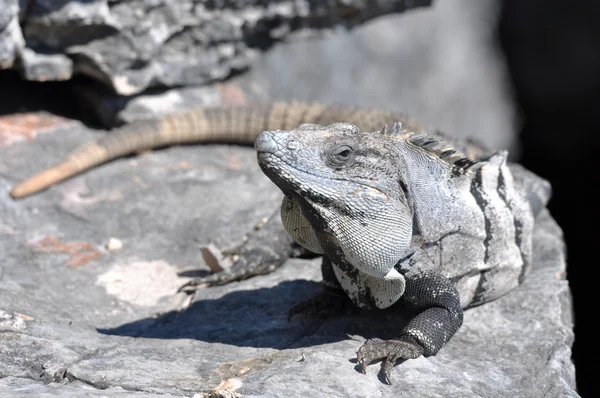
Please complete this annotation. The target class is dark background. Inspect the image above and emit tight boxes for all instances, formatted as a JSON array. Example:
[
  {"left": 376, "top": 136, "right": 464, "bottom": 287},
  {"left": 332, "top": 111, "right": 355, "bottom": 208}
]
[{"left": 499, "top": 1, "right": 599, "bottom": 396}]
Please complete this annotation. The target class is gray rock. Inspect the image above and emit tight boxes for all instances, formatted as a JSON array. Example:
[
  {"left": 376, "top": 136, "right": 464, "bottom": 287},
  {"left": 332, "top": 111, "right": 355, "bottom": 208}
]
[
  {"left": 0, "top": 0, "right": 430, "bottom": 93},
  {"left": 0, "top": 0, "right": 24, "bottom": 68},
  {"left": 0, "top": 118, "right": 578, "bottom": 396},
  {"left": 0, "top": 376, "right": 167, "bottom": 397},
  {"left": 19, "top": 48, "right": 73, "bottom": 81}
]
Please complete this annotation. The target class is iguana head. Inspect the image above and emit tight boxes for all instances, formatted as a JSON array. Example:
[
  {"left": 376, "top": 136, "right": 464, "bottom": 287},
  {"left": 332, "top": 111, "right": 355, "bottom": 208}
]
[
  {"left": 255, "top": 122, "right": 408, "bottom": 206},
  {"left": 255, "top": 122, "right": 413, "bottom": 278}
]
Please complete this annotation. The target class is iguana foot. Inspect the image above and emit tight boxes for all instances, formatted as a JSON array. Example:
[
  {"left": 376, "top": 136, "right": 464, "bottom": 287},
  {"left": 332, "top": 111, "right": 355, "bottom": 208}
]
[
  {"left": 178, "top": 240, "right": 315, "bottom": 291},
  {"left": 356, "top": 337, "right": 424, "bottom": 385},
  {"left": 179, "top": 208, "right": 314, "bottom": 291},
  {"left": 179, "top": 245, "right": 292, "bottom": 291},
  {"left": 288, "top": 289, "right": 352, "bottom": 324}
]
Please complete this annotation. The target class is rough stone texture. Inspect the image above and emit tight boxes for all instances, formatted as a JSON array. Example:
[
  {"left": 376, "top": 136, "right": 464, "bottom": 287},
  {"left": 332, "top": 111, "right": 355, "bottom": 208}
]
[
  {"left": 0, "top": 117, "right": 578, "bottom": 396},
  {"left": 19, "top": 48, "right": 73, "bottom": 81},
  {"left": 0, "top": 0, "right": 24, "bottom": 68},
  {"left": 0, "top": 0, "right": 430, "bottom": 93}
]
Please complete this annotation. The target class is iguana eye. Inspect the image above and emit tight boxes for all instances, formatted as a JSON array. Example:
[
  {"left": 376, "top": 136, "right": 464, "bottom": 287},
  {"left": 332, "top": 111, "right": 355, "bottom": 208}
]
[
  {"left": 335, "top": 145, "right": 353, "bottom": 158},
  {"left": 338, "top": 149, "right": 351, "bottom": 158},
  {"left": 327, "top": 145, "right": 354, "bottom": 167}
]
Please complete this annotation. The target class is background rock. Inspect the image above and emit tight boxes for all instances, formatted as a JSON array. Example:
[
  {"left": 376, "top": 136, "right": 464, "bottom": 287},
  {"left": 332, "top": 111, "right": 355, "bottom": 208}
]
[
  {"left": 1, "top": 0, "right": 430, "bottom": 94},
  {"left": 0, "top": 0, "right": 24, "bottom": 68}
]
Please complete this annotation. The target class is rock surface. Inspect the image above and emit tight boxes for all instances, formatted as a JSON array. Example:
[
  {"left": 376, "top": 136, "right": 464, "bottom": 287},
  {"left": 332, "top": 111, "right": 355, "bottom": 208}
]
[
  {"left": 0, "top": 116, "right": 578, "bottom": 396},
  {"left": 0, "top": 0, "right": 430, "bottom": 94}
]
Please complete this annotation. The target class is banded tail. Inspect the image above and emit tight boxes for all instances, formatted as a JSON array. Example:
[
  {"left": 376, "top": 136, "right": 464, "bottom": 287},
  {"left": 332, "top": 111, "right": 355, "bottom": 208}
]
[{"left": 10, "top": 102, "right": 425, "bottom": 199}]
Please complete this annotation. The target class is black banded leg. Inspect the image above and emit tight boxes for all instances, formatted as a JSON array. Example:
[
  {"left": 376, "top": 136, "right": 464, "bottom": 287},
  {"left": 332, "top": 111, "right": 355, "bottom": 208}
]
[
  {"left": 357, "top": 271, "right": 463, "bottom": 384},
  {"left": 179, "top": 209, "right": 312, "bottom": 291},
  {"left": 288, "top": 256, "right": 354, "bottom": 323}
]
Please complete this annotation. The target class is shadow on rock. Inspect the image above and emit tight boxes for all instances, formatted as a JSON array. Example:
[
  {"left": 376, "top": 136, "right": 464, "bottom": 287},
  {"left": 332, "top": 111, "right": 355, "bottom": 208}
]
[{"left": 97, "top": 280, "right": 412, "bottom": 350}]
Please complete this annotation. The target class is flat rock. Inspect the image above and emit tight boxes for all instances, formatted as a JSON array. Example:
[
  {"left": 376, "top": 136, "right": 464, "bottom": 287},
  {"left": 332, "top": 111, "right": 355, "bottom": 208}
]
[{"left": 0, "top": 119, "right": 578, "bottom": 397}]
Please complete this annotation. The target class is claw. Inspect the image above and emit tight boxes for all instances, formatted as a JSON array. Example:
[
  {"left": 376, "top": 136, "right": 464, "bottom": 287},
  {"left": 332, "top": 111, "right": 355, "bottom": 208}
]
[
  {"left": 356, "top": 337, "right": 424, "bottom": 382},
  {"left": 356, "top": 350, "right": 367, "bottom": 373},
  {"left": 381, "top": 354, "right": 396, "bottom": 385},
  {"left": 200, "top": 244, "right": 233, "bottom": 273},
  {"left": 359, "top": 361, "right": 368, "bottom": 374},
  {"left": 384, "top": 372, "right": 392, "bottom": 385}
]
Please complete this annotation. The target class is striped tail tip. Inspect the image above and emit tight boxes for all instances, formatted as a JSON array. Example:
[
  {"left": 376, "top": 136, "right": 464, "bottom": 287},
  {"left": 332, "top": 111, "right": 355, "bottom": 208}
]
[{"left": 10, "top": 166, "right": 73, "bottom": 199}]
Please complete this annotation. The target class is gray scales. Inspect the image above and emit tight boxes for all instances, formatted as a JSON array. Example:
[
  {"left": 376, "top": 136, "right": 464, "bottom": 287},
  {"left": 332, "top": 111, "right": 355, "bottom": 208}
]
[{"left": 10, "top": 102, "right": 551, "bottom": 384}]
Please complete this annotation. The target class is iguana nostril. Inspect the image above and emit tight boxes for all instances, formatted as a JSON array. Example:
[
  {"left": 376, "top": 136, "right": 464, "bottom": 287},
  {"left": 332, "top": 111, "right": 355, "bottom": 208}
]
[{"left": 254, "top": 131, "right": 278, "bottom": 153}]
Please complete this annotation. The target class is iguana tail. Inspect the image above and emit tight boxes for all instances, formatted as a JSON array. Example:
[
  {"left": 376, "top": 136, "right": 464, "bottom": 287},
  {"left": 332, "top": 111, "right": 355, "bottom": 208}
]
[{"left": 10, "top": 102, "right": 425, "bottom": 199}]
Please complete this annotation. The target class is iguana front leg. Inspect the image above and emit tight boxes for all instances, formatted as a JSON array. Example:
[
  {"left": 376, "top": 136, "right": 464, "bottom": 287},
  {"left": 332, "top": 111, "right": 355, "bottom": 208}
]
[{"left": 357, "top": 271, "right": 463, "bottom": 384}]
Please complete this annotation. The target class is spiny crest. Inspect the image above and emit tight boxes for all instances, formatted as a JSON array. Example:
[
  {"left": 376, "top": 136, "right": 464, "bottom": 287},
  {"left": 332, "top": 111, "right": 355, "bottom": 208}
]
[
  {"left": 407, "top": 132, "right": 480, "bottom": 171},
  {"left": 379, "top": 122, "right": 404, "bottom": 136},
  {"left": 378, "top": 123, "right": 483, "bottom": 173}
]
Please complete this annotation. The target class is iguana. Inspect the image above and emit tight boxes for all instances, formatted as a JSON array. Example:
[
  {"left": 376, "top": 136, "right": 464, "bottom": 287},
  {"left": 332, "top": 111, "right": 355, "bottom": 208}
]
[
  {"left": 9, "top": 102, "right": 551, "bottom": 383},
  {"left": 254, "top": 120, "right": 550, "bottom": 382}
]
